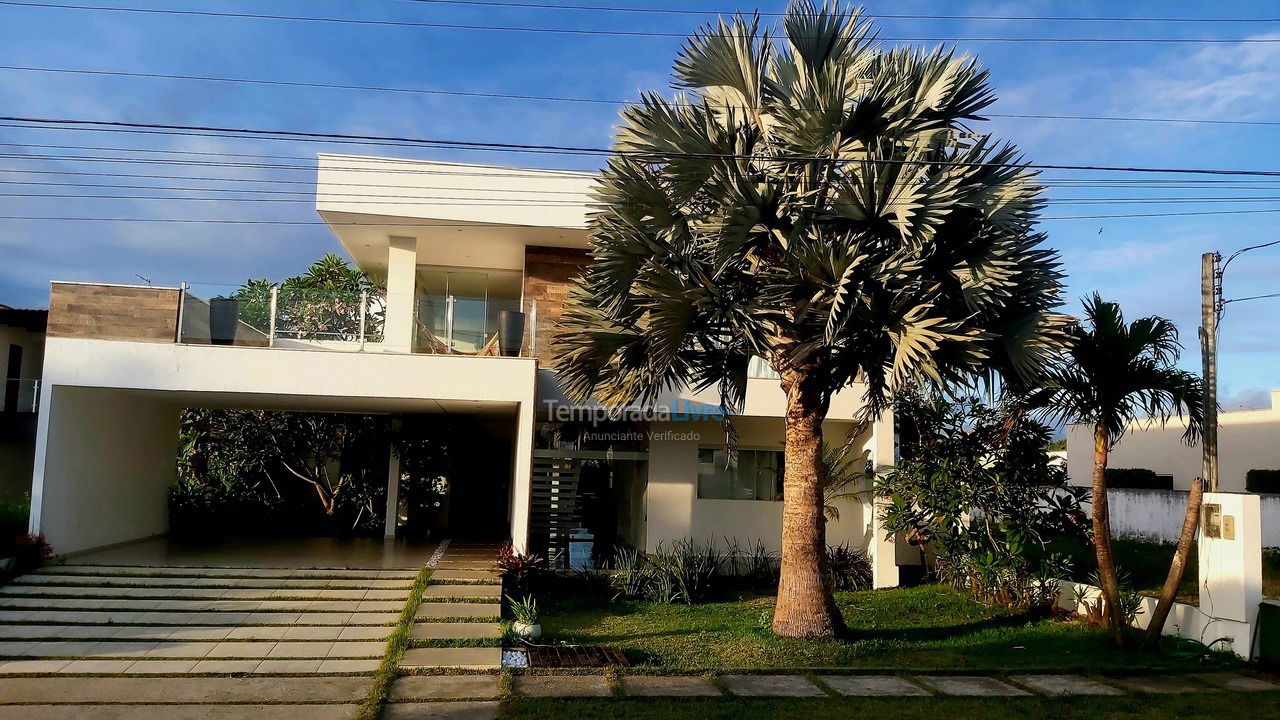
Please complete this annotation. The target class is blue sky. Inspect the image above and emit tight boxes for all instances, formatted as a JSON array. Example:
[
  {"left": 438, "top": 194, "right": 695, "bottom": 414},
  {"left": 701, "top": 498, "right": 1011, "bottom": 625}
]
[{"left": 2, "top": 0, "right": 1279, "bottom": 407}]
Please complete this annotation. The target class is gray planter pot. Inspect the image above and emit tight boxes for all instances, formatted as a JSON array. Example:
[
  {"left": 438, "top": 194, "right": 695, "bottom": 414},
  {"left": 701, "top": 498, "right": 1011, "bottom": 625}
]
[
  {"left": 498, "top": 310, "right": 526, "bottom": 357},
  {"left": 209, "top": 299, "right": 240, "bottom": 345}
]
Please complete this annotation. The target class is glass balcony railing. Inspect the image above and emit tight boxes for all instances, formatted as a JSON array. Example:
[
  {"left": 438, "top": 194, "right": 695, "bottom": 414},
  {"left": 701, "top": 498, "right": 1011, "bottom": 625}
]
[
  {"left": 413, "top": 294, "right": 539, "bottom": 357},
  {"left": 177, "top": 282, "right": 538, "bottom": 357},
  {"left": 1, "top": 378, "right": 39, "bottom": 413}
]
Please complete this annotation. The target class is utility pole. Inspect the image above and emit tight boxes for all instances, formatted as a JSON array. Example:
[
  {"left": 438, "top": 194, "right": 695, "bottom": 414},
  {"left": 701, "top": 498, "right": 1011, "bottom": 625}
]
[
  {"left": 1200, "top": 252, "right": 1220, "bottom": 493},
  {"left": 1203, "top": 239, "right": 1280, "bottom": 493}
]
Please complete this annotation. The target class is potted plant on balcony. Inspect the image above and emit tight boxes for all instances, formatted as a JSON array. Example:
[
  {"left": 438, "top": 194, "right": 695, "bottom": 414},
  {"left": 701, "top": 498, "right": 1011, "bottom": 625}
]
[{"left": 507, "top": 594, "right": 541, "bottom": 639}]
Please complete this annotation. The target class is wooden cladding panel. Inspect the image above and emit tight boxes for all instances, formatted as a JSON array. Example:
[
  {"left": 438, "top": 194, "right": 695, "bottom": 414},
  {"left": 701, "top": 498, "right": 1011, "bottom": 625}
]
[{"left": 47, "top": 284, "right": 181, "bottom": 343}]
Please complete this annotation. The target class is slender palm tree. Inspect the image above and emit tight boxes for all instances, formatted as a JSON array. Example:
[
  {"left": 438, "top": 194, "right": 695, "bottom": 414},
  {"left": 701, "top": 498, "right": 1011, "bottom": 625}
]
[
  {"left": 1042, "top": 295, "right": 1202, "bottom": 646},
  {"left": 552, "top": 2, "right": 1069, "bottom": 638}
]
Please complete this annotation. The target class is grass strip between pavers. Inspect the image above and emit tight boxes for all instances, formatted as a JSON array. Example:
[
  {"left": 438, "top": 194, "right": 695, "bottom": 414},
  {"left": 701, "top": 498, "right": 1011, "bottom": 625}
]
[{"left": 355, "top": 566, "right": 433, "bottom": 720}]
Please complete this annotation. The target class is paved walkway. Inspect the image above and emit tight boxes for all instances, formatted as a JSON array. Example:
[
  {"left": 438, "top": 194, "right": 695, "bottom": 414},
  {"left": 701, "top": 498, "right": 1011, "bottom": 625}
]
[
  {"left": 399, "top": 543, "right": 503, "bottom": 672},
  {"left": 382, "top": 670, "right": 1279, "bottom": 719},
  {"left": 0, "top": 550, "right": 430, "bottom": 719}
]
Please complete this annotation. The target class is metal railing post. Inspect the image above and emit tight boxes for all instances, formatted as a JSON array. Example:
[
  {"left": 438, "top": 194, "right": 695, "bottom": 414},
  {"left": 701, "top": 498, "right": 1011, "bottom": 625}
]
[
  {"left": 529, "top": 299, "right": 537, "bottom": 356},
  {"left": 175, "top": 281, "right": 188, "bottom": 343},
  {"left": 445, "top": 295, "right": 455, "bottom": 354},
  {"left": 359, "top": 290, "right": 368, "bottom": 351},
  {"left": 268, "top": 285, "right": 279, "bottom": 347}
]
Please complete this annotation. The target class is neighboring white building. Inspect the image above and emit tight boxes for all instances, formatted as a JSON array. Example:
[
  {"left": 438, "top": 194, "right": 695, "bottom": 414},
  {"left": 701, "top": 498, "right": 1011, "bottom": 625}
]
[
  {"left": 27, "top": 155, "right": 898, "bottom": 586},
  {"left": 1066, "top": 390, "right": 1280, "bottom": 492}
]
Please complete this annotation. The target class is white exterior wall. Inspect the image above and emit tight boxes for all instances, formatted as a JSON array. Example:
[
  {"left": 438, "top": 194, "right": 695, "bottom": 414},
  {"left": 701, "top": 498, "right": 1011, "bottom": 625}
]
[
  {"left": 644, "top": 411, "right": 897, "bottom": 585},
  {"left": 32, "top": 386, "right": 180, "bottom": 554},
  {"left": 1066, "top": 390, "right": 1280, "bottom": 492},
  {"left": 1088, "top": 487, "right": 1280, "bottom": 547},
  {"left": 31, "top": 337, "right": 539, "bottom": 555}
]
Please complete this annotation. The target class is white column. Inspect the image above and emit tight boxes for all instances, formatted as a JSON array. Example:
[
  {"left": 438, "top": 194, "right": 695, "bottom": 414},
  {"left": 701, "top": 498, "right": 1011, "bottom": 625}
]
[
  {"left": 383, "top": 236, "right": 418, "bottom": 352},
  {"left": 384, "top": 416, "right": 403, "bottom": 539},
  {"left": 868, "top": 408, "right": 900, "bottom": 589},
  {"left": 508, "top": 399, "right": 536, "bottom": 553},
  {"left": 1197, "top": 492, "right": 1262, "bottom": 658}
]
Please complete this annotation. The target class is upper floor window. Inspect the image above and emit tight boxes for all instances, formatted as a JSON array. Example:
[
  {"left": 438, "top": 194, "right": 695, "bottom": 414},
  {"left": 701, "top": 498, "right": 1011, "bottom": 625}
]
[
  {"left": 697, "top": 447, "right": 783, "bottom": 501},
  {"left": 748, "top": 356, "right": 780, "bottom": 380}
]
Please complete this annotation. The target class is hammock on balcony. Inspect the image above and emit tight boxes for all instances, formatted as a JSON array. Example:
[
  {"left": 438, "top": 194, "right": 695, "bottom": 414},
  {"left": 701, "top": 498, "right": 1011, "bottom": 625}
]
[{"left": 415, "top": 318, "right": 501, "bottom": 356}]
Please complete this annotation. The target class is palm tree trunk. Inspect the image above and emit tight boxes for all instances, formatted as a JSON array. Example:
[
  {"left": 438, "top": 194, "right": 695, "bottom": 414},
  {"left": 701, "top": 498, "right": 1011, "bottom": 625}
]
[
  {"left": 1091, "top": 422, "right": 1125, "bottom": 646},
  {"left": 1145, "top": 477, "right": 1203, "bottom": 644},
  {"left": 772, "top": 372, "right": 845, "bottom": 638}
]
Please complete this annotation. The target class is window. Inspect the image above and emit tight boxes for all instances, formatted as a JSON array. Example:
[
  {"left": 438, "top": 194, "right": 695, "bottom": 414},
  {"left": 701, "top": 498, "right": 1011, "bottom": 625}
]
[
  {"left": 747, "top": 356, "right": 779, "bottom": 380},
  {"left": 697, "top": 448, "right": 783, "bottom": 501}
]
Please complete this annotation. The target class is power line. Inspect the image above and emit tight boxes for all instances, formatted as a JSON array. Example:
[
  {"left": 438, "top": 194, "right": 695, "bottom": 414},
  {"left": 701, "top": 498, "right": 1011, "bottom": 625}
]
[
  {"left": 5, "top": 64, "right": 1280, "bottom": 129},
  {"left": 397, "top": 0, "right": 1280, "bottom": 24},
  {"left": 1223, "top": 291, "right": 1280, "bottom": 305},
  {"left": 8, "top": 115, "right": 1280, "bottom": 177},
  {"left": 2, "top": 1, "right": 1277, "bottom": 43},
  {"left": 12, "top": 162, "right": 1280, "bottom": 193},
  {"left": 6, "top": 207, "right": 1280, "bottom": 225},
  {"left": 13, "top": 189, "right": 1280, "bottom": 207}
]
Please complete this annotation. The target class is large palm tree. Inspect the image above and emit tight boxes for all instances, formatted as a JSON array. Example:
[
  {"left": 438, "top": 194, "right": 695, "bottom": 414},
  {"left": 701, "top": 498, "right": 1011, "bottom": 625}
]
[
  {"left": 1042, "top": 295, "right": 1203, "bottom": 646},
  {"left": 552, "top": 2, "right": 1069, "bottom": 638}
]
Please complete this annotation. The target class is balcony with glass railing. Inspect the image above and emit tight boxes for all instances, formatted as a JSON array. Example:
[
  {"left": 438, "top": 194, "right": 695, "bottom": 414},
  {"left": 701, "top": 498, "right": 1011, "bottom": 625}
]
[{"left": 177, "top": 279, "right": 539, "bottom": 358}]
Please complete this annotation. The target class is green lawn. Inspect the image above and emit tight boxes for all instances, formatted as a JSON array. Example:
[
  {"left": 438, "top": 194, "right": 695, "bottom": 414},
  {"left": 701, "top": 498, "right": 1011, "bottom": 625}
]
[
  {"left": 502, "top": 694, "right": 1280, "bottom": 720},
  {"left": 539, "top": 584, "right": 1224, "bottom": 672}
]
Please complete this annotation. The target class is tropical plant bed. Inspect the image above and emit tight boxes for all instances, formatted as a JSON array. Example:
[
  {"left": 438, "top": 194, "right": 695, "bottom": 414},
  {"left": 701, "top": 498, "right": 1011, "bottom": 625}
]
[{"left": 539, "top": 584, "right": 1231, "bottom": 672}]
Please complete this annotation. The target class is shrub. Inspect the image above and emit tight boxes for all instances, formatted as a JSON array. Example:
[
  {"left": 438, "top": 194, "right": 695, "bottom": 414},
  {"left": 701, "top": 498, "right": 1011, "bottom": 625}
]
[
  {"left": 825, "top": 543, "right": 872, "bottom": 591},
  {"left": 722, "top": 537, "right": 778, "bottom": 587},
  {"left": 11, "top": 533, "right": 52, "bottom": 574},
  {"left": 497, "top": 542, "right": 544, "bottom": 595},
  {"left": 603, "top": 539, "right": 725, "bottom": 605},
  {"left": 0, "top": 498, "right": 29, "bottom": 556},
  {"left": 1080, "top": 569, "right": 1143, "bottom": 627},
  {"left": 506, "top": 594, "right": 539, "bottom": 625},
  {"left": 1246, "top": 469, "right": 1280, "bottom": 494},
  {"left": 606, "top": 545, "right": 655, "bottom": 600},
  {"left": 878, "top": 392, "right": 1090, "bottom": 612},
  {"left": 649, "top": 538, "right": 722, "bottom": 604},
  {"left": 1105, "top": 468, "right": 1171, "bottom": 490}
]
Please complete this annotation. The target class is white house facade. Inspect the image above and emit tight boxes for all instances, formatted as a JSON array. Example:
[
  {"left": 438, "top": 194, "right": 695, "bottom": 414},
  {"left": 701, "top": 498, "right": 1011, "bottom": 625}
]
[{"left": 27, "top": 155, "right": 898, "bottom": 587}]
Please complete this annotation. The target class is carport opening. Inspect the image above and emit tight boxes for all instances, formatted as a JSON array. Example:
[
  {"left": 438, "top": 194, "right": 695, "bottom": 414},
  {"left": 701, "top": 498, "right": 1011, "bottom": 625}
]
[
  {"left": 32, "top": 385, "right": 521, "bottom": 558},
  {"left": 175, "top": 407, "right": 513, "bottom": 544}
]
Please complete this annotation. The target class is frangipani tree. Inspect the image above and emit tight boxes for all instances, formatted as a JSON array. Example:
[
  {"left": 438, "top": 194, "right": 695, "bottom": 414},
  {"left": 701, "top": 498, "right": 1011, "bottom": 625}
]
[{"left": 552, "top": 1, "right": 1069, "bottom": 638}]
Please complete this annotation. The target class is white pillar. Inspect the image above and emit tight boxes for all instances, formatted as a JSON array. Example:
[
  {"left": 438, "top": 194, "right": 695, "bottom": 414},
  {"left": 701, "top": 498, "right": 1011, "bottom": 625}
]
[
  {"left": 384, "top": 416, "right": 403, "bottom": 539},
  {"left": 508, "top": 399, "right": 536, "bottom": 553},
  {"left": 384, "top": 236, "right": 418, "bottom": 352},
  {"left": 868, "top": 408, "right": 900, "bottom": 588},
  {"left": 1197, "top": 492, "right": 1262, "bottom": 658}
]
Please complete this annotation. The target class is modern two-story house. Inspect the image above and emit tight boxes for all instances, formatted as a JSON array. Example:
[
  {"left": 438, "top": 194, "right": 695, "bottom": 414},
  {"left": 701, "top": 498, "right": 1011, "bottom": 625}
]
[{"left": 27, "top": 154, "right": 899, "bottom": 586}]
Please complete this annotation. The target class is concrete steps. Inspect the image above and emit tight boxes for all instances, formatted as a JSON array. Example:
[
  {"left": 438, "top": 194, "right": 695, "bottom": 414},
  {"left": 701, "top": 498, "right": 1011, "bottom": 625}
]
[{"left": 0, "top": 562, "right": 412, "bottom": 676}]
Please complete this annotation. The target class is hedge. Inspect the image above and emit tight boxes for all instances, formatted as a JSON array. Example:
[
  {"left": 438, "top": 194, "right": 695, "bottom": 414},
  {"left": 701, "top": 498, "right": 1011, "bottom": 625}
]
[
  {"left": 1246, "top": 469, "right": 1280, "bottom": 494},
  {"left": 1104, "top": 467, "right": 1173, "bottom": 490}
]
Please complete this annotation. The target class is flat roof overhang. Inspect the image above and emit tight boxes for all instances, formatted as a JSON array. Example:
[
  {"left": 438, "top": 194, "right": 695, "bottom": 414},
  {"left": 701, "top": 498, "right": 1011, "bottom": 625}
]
[
  {"left": 316, "top": 212, "right": 590, "bottom": 276},
  {"left": 315, "top": 154, "right": 595, "bottom": 277}
]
